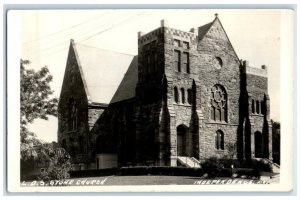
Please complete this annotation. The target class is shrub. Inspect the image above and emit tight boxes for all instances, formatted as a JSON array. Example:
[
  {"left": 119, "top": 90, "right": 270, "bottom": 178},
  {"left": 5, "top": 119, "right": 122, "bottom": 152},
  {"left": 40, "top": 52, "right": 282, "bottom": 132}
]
[
  {"left": 201, "top": 157, "right": 229, "bottom": 178},
  {"left": 201, "top": 157, "right": 272, "bottom": 178}
]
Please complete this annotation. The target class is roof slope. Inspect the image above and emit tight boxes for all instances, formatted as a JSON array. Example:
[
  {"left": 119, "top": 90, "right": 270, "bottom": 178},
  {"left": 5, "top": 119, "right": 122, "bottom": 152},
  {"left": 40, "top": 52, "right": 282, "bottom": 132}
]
[
  {"left": 110, "top": 56, "right": 138, "bottom": 104},
  {"left": 73, "top": 43, "right": 137, "bottom": 104},
  {"left": 197, "top": 21, "right": 214, "bottom": 41}
]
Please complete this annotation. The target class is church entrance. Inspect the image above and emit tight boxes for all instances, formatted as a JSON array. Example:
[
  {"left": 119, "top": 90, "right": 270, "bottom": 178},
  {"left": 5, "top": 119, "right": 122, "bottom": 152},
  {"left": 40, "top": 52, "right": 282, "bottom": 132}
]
[
  {"left": 254, "top": 131, "right": 263, "bottom": 158},
  {"left": 177, "top": 125, "right": 187, "bottom": 156}
]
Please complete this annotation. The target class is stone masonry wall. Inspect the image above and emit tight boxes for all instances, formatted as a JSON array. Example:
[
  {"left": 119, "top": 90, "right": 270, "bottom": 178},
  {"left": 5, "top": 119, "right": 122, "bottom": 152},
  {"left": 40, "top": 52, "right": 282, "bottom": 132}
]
[
  {"left": 58, "top": 42, "right": 90, "bottom": 164},
  {"left": 195, "top": 19, "right": 241, "bottom": 160}
]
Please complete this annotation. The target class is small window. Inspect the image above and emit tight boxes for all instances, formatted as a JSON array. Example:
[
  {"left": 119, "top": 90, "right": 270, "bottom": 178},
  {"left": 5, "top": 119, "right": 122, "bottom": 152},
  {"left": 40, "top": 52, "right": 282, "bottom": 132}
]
[
  {"left": 187, "top": 89, "right": 192, "bottom": 105},
  {"left": 215, "top": 130, "right": 224, "bottom": 150},
  {"left": 174, "top": 50, "right": 181, "bottom": 72},
  {"left": 181, "top": 88, "right": 185, "bottom": 104},
  {"left": 174, "top": 87, "right": 179, "bottom": 103},
  {"left": 261, "top": 101, "right": 266, "bottom": 115},
  {"left": 183, "top": 52, "right": 190, "bottom": 73},
  {"left": 183, "top": 41, "right": 189, "bottom": 49},
  {"left": 68, "top": 98, "right": 78, "bottom": 131},
  {"left": 256, "top": 100, "right": 260, "bottom": 114},
  {"left": 174, "top": 39, "right": 180, "bottom": 47},
  {"left": 213, "top": 57, "right": 223, "bottom": 69},
  {"left": 252, "top": 99, "right": 255, "bottom": 114}
]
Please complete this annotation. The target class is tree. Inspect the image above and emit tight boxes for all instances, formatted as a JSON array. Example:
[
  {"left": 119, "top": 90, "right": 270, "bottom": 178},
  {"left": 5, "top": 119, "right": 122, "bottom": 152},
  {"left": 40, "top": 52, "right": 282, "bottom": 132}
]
[
  {"left": 20, "top": 59, "right": 58, "bottom": 160},
  {"left": 20, "top": 59, "right": 58, "bottom": 131},
  {"left": 20, "top": 59, "right": 71, "bottom": 181}
]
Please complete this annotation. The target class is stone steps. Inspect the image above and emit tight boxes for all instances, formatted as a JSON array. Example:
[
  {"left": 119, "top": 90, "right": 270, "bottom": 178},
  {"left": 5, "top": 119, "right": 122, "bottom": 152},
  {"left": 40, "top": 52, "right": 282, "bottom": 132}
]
[{"left": 177, "top": 156, "right": 201, "bottom": 168}]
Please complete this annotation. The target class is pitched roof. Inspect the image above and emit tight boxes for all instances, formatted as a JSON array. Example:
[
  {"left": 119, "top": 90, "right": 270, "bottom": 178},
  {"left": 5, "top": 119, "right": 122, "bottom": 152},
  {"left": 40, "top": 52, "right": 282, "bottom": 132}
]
[
  {"left": 197, "top": 21, "right": 214, "bottom": 41},
  {"left": 110, "top": 56, "right": 138, "bottom": 104},
  {"left": 73, "top": 42, "right": 138, "bottom": 104}
]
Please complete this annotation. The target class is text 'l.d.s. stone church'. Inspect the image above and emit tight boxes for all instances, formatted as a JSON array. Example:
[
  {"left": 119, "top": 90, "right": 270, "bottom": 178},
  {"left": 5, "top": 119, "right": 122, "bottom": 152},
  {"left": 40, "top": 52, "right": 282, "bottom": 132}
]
[{"left": 58, "top": 14, "right": 273, "bottom": 170}]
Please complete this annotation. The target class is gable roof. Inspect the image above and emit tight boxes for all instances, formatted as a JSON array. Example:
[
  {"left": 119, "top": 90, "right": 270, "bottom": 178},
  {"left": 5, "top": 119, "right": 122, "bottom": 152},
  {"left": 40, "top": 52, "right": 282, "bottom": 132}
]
[
  {"left": 72, "top": 42, "right": 137, "bottom": 105},
  {"left": 197, "top": 16, "right": 241, "bottom": 63},
  {"left": 197, "top": 21, "right": 214, "bottom": 41}
]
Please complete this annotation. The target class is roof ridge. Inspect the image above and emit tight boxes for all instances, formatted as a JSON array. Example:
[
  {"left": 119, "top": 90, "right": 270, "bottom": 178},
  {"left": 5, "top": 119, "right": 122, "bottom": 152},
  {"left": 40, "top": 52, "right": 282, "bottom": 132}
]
[{"left": 74, "top": 42, "right": 137, "bottom": 57}]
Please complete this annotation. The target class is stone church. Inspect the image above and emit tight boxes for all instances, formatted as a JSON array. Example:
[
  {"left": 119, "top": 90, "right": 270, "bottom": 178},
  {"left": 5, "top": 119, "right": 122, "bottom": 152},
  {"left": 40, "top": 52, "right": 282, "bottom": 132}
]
[{"left": 58, "top": 14, "right": 273, "bottom": 170}]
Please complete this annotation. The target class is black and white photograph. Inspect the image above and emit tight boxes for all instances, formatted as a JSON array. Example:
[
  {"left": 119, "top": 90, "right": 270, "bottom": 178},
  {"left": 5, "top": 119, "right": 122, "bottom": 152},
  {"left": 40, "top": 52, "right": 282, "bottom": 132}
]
[{"left": 6, "top": 8, "right": 294, "bottom": 192}]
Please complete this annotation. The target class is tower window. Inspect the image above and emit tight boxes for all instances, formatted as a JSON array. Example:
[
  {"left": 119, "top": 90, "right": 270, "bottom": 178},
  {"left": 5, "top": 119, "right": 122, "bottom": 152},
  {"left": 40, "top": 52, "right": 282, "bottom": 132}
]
[
  {"left": 252, "top": 99, "right": 255, "bottom": 113},
  {"left": 183, "top": 41, "right": 189, "bottom": 49},
  {"left": 210, "top": 85, "right": 227, "bottom": 122},
  {"left": 183, "top": 52, "right": 190, "bottom": 73},
  {"left": 174, "top": 39, "right": 180, "bottom": 47},
  {"left": 256, "top": 100, "right": 260, "bottom": 114},
  {"left": 215, "top": 130, "right": 224, "bottom": 150},
  {"left": 261, "top": 101, "right": 266, "bottom": 115},
  {"left": 174, "top": 50, "right": 181, "bottom": 72},
  {"left": 187, "top": 89, "right": 192, "bottom": 105},
  {"left": 181, "top": 88, "right": 185, "bottom": 104},
  {"left": 174, "top": 87, "right": 179, "bottom": 103}
]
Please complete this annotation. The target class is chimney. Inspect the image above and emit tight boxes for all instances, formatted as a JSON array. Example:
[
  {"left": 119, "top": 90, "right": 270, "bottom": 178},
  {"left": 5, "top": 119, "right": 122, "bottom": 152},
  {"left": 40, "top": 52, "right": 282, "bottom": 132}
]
[
  {"left": 161, "top": 19, "right": 169, "bottom": 27},
  {"left": 261, "top": 65, "right": 267, "bottom": 70},
  {"left": 243, "top": 60, "right": 249, "bottom": 68}
]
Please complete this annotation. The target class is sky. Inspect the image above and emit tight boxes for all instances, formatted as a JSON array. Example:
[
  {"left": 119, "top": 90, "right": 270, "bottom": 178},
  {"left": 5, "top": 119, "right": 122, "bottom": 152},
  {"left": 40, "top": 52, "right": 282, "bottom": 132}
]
[{"left": 11, "top": 9, "right": 287, "bottom": 142}]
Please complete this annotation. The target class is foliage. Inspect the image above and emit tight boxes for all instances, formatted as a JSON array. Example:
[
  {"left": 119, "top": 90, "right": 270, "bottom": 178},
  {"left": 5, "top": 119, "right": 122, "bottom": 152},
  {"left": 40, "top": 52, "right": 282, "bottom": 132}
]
[
  {"left": 201, "top": 157, "right": 230, "bottom": 178},
  {"left": 20, "top": 59, "right": 71, "bottom": 181},
  {"left": 201, "top": 157, "right": 272, "bottom": 178},
  {"left": 38, "top": 148, "right": 72, "bottom": 181},
  {"left": 226, "top": 142, "right": 237, "bottom": 160},
  {"left": 20, "top": 59, "right": 58, "bottom": 130}
]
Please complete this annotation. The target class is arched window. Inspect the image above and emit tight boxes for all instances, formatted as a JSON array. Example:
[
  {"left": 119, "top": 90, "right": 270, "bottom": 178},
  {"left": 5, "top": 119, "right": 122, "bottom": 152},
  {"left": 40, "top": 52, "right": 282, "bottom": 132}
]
[
  {"left": 181, "top": 88, "right": 185, "bottom": 104},
  {"left": 174, "top": 87, "right": 179, "bottom": 103},
  {"left": 256, "top": 100, "right": 260, "bottom": 114},
  {"left": 210, "top": 85, "right": 227, "bottom": 122},
  {"left": 215, "top": 130, "right": 224, "bottom": 150},
  {"left": 251, "top": 99, "right": 255, "bottom": 114},
  {"left": 187, "top": 89, "right": 192, "bottom": 105},
  {"left": 68, "top": 98, "right": 78, "bottom": 131}
]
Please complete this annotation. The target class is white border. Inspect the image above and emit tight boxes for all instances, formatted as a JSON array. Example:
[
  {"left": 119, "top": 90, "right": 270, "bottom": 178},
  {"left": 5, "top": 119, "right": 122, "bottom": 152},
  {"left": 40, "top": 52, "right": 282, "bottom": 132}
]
[{"left": 2, "top": 2, "right": 298, "bottom": 196}]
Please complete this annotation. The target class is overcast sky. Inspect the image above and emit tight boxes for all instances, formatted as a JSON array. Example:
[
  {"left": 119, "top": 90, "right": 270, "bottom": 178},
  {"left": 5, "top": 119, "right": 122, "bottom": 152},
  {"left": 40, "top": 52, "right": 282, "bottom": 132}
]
[{"left": 11, "top": 9, "right": 287, "bottom": 142}]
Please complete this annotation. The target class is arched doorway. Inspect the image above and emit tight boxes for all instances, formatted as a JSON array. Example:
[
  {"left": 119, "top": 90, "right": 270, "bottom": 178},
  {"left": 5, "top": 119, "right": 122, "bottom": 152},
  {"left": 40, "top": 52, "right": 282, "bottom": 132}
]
[
  {"left": 177, "top": 125, "right": 187, "bottom": 156},
  {"left": 254, "top": 131, "right": 263, "bottom": 158}
]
